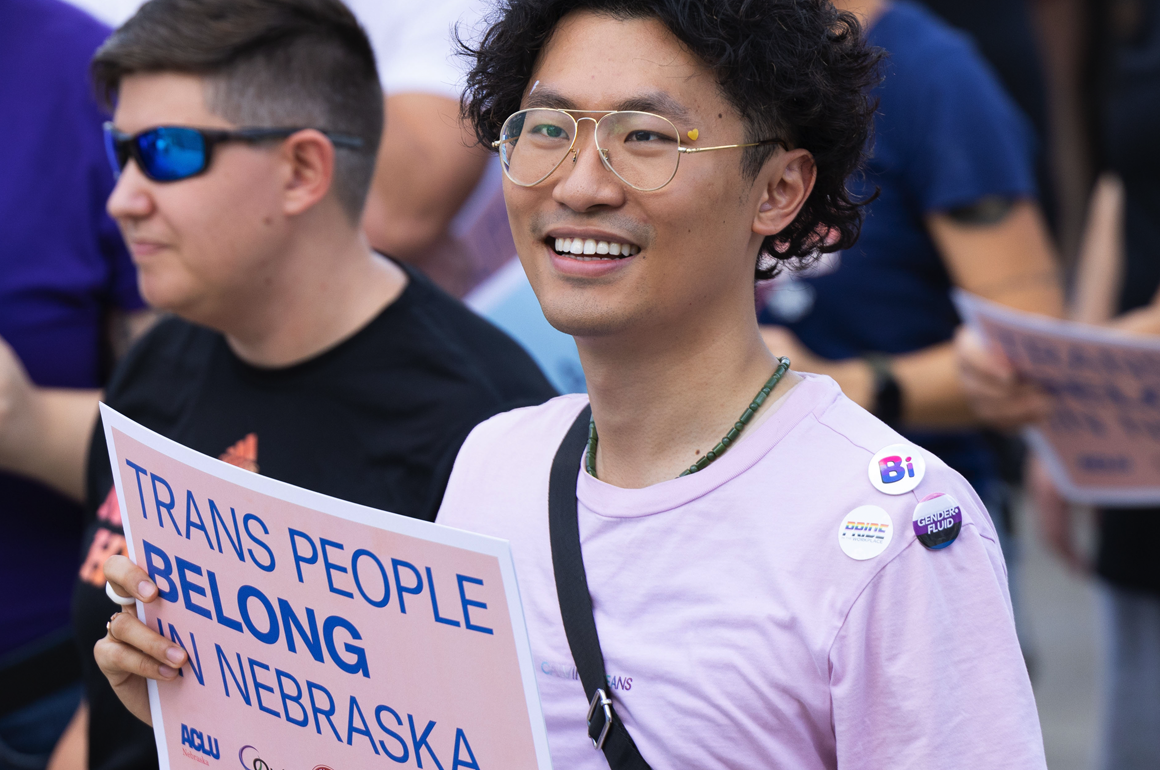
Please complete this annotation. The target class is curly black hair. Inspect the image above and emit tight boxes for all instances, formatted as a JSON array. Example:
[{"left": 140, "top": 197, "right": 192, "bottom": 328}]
[{"left": 460, "top": 0, "right": 882, "bottom": 279}]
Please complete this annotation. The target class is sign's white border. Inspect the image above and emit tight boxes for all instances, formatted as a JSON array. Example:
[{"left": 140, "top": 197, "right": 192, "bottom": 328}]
[{"left": 100, "top": 403, "right": 553, "bottom": 770}]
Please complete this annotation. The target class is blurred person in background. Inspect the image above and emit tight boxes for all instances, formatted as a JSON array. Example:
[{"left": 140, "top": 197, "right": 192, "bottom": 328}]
[
  {"left": 959, "top": 1, "right": 1160, "bottom": 767},
  {"left": 349, "top": 0, "right": 512, "bottom": 297},
  {"left": 0, "top": 2, "right": 153, "bottom": 768},
  {"left": 914, "top": 0, "right": 1057, "bottom": 229},
  {"left": 760, "top": 0, "right": 1064, "bottom": 580}
]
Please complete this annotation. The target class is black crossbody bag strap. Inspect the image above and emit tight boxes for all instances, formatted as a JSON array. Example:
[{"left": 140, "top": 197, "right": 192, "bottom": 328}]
[{"left": 548, "top": 405, "right": 653, "bottom": 770}]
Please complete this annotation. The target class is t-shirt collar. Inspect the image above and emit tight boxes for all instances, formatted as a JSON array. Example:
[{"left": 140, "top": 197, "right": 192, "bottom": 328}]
[{"left": 576, "top": 374, "right": 837, "bottom": 518}]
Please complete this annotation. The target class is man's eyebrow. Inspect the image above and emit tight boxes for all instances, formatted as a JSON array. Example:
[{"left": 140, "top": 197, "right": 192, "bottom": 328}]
[
  {"left": 523, "top": 89, "right": 577, "bottom": 110},
  {"left": 614, "top": 94, "right": 691, "bottom": 122},
  {"left": 521, "top": 89, "right": 692, "bottom": 122}
]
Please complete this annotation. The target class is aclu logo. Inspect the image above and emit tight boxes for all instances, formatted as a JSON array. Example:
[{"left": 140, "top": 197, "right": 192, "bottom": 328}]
[{"left": 181, "top": 724, "right": 220, "bottom": 762}]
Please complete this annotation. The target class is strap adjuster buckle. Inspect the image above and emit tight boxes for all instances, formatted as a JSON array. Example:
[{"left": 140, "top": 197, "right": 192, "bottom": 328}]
[{"left": 586, "top": 688, "right": 613, "bottom": 750}]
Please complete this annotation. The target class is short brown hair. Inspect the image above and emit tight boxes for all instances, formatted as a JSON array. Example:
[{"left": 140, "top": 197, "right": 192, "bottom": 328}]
[{"left": 92, "top": 0, "right": 383, "bottom": 220}]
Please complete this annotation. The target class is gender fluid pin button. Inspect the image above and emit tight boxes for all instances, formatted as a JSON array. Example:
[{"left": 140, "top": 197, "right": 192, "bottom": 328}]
[
  {"left": 912, "top": 493, "right": 962, "bottom": 550},
  {"left": 867, "top": 443, "right": 926, "bottom": 495},
  {"left": 838, "top": 505, "right": 894, "bottom": 560}
]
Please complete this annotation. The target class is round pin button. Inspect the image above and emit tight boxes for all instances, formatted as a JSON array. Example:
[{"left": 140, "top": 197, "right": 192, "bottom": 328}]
[
  {"left": 867, "top": 443, "right": 926, "bottom": 495},
  {"left": 912, "top": 493, "right": 962, "bottom": 550},
  {"left": 838, "top": 505, "right": 894, "bottom": 560}
]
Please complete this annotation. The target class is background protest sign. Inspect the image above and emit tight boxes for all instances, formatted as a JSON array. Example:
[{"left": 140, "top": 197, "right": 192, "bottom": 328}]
[
  {"left": 956, "top": 291, "right": 1160, "bottom": 506},
  {"left": 99, "top": 405, "right": 552, "bottom": 770}
]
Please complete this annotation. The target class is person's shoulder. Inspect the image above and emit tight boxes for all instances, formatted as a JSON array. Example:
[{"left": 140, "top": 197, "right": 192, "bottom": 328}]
[
  {"left": 7, "top": 0, "right": 112, "bottom": 63},
  {"left": 5, "top": 0, "right": 113, "bottom": 128},
  {"left": 435, "top": 394, "right": 587, "bottom": 526},
  {"left": 875, "top": 1, "right": 978, "bottom": 64},
  {"left": 461, "top": 393, "right": 589, "bottom": 455},
  {"left": 874, "top": 1, "right": 1004, "bottom": 104},
  {"left": 870, "top": 3, "right": 1034, "bottom": 200},
  {"left": 793, "top": 374, "right": 991, "bottom": 534},
  {"left": 799, "top": 374, "right": 905, "bottom": 456},
  {"left": 388, "top": 263, "right": 557, "bottom": 404},
  {"left": 448, "top": 393, "right": 588, "bottom": 479},
  {"left": 106, "top": 316, "right": 218, "bottom": 400}
]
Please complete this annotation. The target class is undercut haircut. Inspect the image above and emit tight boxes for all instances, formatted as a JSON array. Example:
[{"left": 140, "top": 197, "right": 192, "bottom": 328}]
[
  {"left": 460, "top": 0, "right": 882, "bottom": 279},
  {"left": 92, "top": 0, "right": 383, "bottom": 221}
]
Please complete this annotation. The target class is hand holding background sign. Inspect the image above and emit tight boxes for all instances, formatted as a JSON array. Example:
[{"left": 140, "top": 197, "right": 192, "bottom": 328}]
[
  {"left": 956, "top": 290, "right": 1160, "bottom": 506},
  {"left": 96, "top": 404, "right": 551, "bottom": 770}
]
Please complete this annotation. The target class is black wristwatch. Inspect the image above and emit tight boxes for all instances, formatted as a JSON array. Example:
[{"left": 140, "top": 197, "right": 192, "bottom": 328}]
[{"left": 864, "top": 353, "right": 903, "bottom": 428}]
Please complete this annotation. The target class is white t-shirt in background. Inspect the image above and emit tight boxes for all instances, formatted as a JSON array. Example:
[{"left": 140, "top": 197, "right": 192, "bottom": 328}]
[
  {"left": 64, "top": 0, "right": 489, "bottom": 99},
  {"left": 346, "top": 0, "right": 488, "bottom": 99}
]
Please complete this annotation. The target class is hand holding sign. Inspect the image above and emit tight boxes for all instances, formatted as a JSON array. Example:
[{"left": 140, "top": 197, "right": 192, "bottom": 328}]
[
  {"left": 954, "top": 325, "right": 1052, "bottom": 429},
  {"left": 96, "top": 555, "right": 183, "bottom": 726}
]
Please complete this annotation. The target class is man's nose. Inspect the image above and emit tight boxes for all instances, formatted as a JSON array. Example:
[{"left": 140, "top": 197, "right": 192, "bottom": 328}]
[
  {"left": 551, "top": 120, "right": 625, "bottom": 211},
  {"left": 106, "top": 161, "right": 155, "bottom": 222}
]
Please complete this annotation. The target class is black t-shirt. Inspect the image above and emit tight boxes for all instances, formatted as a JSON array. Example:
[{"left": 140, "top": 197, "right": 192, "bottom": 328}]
[
  {"left": 72, "top": 263, "right": 555, "bottom": 770},
  {"left": 1095, "top": 0, "right": 1160, "bottom": 597}
]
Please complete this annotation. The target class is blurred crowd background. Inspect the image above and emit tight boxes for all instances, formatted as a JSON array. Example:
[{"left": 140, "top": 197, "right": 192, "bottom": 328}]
[{"left": 1, "top": 0, "right": 1158, "bottom": 768}]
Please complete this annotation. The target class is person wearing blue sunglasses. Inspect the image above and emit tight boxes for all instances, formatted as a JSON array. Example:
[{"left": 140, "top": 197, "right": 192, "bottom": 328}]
[
  {"left": 102, "top": 123, "right": 365, "bottom": 183},
  {"left": 0, "top": 1, "right": 555, "bottom": 768}
]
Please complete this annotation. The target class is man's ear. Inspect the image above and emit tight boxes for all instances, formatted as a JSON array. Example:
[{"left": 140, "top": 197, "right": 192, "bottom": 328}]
[
  {"left": 753, "top": 149, "right": 816, "bottom": 237},
  {"left": 279, "top": 129, "right": 336, "bottom": 217}
]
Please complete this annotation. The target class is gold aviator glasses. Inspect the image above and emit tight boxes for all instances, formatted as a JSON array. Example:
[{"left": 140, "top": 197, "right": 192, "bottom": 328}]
[{"left": 492, "top": 108, "right": 786, "bottom": 192}]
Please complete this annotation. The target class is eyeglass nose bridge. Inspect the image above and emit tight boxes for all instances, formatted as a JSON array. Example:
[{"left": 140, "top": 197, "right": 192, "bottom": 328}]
[{"left": 568, "top": 115, "right": 614, "bottom": 171}]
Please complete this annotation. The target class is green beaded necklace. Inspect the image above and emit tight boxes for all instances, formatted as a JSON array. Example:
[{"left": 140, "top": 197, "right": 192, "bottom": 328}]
[{"left": 585, "top": 356, "right": 792, "bottom": 479}]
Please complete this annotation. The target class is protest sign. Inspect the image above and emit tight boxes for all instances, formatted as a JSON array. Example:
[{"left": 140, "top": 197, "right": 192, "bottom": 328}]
[
  {"left": 956, "top": 290, "right": 1160, "bottom": 506},
  {"left": 99, "top": 404, "right": 552, "bottom": 770}
]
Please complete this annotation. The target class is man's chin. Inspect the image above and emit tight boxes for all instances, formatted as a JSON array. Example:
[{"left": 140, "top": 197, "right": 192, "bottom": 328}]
[
  {"left": 525, "top": 263, "right": 646, "bottom": 338},
  {"left": 540, "top": 301, "right": 635, "bottom": 340},
  {"left": 138, "top": 278, "right": 201, "bottom": 321}
]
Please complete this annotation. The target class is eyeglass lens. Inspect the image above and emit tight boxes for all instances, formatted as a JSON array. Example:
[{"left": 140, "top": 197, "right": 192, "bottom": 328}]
[
  {"left": 103, "top": 127, "right": 126, "bottom": 180},
  {"left": 103, "top": 126, "right": 209, "bottom": 182},
  {"left": 499, "top": 109, "right": 682, "bottom": 191},
  {"left": 138, "top": 127, "right": 208, "bottom": 181}
]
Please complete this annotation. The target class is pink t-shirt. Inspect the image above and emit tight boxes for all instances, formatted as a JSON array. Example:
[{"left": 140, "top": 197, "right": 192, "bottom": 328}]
[{"left": 436, "top": 374, "right": 1046, "bottom": 769}]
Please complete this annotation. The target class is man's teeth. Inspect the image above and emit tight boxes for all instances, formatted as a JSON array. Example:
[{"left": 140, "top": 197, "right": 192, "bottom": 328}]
[{"left": 554, "top": 237, "right": 640, "bottom": 258}]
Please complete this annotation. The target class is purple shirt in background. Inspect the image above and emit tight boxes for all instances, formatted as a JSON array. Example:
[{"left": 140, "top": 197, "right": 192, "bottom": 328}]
[{"left": 0, "top": 0, "right": 143, "bottom": 657}]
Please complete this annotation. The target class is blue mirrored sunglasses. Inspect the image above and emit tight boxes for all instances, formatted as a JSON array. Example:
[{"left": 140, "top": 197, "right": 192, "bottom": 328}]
[{"left": 102, "top": 123, "right": 365, "bottom": 182}]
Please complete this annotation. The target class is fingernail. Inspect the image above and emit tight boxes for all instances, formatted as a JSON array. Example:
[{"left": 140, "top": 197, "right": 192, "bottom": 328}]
[
  {"left": 138, "top": 581, "right": 156, "bottom": 599},
  {"left": 158, "top": 665, "right": 177, "bottom": 678},
  {"left": 166, "top": 647, "right": 186, "bottom": 665}
]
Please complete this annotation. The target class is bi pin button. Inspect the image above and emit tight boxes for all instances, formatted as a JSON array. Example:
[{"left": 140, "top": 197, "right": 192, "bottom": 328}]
[{"left": 868, "top": 443, "right": 926, "bottom": 495}]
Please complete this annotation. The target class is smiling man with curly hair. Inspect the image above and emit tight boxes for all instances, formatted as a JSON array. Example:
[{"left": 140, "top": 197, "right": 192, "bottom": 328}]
[
  {"left": 98, "top": 1, "right": 1047, "bottom": 767},
  {"left": 438, "top": 3, "right": 1046, "bottom": 767}
]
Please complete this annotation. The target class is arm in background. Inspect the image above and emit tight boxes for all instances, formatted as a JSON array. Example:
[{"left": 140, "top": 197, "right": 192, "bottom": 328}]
[
  {"left": 361, "top": 93, "right": 490, "bottom": 259},
  {"left": 0, "top": 308, "right": 158, "bottom": 502},
  {"left": 765, "top": 199, "right": 1064, "bottom": 429}
]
